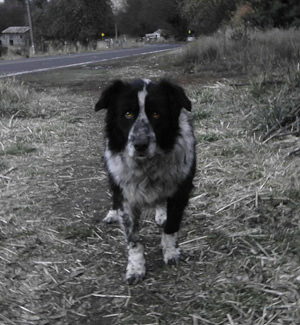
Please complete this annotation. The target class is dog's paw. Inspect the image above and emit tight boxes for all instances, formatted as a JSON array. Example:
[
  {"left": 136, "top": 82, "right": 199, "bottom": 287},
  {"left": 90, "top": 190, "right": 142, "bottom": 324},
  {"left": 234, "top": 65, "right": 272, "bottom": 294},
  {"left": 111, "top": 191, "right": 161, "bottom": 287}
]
[
  {"left": 103, "top": 210, "right": 120, "bottom": 224},
  {"left": 163, "top": 248, "right": 181, "bottom": 265},
  {"left": 124, "top": 243, "right": 146, "bottom": 285},
  {"left": 124, "top": 271, "right": 145, "bottom": 285},
  {"left": 155, "top": 206, "right": 167, "bottom": 227},
  {"left": 161, "top": 233, "right": 181, "bottom": 265}
]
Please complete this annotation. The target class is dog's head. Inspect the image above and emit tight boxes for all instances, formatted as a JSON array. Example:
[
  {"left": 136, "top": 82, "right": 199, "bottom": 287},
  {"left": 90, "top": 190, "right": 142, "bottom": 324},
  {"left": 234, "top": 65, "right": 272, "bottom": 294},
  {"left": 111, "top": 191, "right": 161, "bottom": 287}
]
[{"left": 95, "top": 79, "right": 191, "bottom": 159}]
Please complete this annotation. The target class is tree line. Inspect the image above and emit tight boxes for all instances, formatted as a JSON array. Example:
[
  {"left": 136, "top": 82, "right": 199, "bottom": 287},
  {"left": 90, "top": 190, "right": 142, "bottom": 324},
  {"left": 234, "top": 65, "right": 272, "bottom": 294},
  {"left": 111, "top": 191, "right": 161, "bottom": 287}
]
[
  {"left": 0, "top": 0, "right": 114, "bottom": 47},
  {"left": 0, "top": 0, "right": 299, "bottom": 46},
  {"left": 178, "top": 0, "right": 300, "bottom": 35}
]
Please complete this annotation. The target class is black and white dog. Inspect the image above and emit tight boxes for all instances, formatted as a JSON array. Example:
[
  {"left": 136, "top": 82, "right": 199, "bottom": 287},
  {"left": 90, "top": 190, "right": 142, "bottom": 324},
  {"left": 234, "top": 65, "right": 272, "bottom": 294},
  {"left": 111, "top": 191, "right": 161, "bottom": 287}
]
[{"left": 95, "top": 79, "right": 196, "bottom": 284}]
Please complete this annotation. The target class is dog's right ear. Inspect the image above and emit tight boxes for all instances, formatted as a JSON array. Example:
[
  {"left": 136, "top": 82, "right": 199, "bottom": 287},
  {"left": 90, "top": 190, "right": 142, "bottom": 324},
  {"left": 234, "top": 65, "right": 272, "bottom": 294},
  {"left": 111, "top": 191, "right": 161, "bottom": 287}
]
[{"left": 95, "top": 80, "right": 125, "bottom": 111}]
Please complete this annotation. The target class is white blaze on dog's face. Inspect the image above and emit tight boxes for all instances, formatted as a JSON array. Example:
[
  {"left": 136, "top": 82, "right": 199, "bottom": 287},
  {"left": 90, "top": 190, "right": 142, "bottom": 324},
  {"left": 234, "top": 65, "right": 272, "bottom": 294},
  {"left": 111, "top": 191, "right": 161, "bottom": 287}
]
[{"left": 127, "top": 84, "right": 157, "bottom": 158}]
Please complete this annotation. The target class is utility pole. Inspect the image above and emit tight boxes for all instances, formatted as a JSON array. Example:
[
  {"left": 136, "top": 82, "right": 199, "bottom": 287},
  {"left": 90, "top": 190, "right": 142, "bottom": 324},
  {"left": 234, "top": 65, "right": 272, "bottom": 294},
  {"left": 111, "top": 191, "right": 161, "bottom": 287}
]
[
  {"left": 115, "top": 22, "right": 118, "bottom": 42},
  {"left": 26, "top": 0, "right": 35, "bottom": 55}
]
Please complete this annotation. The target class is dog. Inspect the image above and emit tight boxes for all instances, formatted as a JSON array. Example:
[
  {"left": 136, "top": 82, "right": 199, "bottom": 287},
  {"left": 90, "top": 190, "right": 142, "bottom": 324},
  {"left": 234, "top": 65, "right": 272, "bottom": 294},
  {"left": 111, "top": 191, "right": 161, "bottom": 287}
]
[{"left": 95, "top": 79, "right": 196, "bottom": 284}]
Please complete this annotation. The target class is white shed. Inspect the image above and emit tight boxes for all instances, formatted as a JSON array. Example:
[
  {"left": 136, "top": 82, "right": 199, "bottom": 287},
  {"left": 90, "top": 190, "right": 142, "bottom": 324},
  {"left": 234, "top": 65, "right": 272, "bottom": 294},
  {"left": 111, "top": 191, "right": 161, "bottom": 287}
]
[{"left": 0, "top": 26, "right": 31, "bottom": 48}]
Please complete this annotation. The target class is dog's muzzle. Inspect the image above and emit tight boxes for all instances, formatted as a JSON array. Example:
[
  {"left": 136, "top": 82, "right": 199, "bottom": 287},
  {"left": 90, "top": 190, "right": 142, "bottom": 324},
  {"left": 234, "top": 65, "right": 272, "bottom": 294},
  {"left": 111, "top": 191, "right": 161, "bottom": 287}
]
[
  {"left": 133, "top": 136, "right": 150, "bottom": 153},
  {"left": 128, "top": 119, "right": 156, "bottom": 158}
]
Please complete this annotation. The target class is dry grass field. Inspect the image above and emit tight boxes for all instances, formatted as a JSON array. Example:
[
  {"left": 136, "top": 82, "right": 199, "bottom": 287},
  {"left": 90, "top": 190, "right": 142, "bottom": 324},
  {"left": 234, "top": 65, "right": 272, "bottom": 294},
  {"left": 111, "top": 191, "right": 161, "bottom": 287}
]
[{"left": 1, "top": 40, "right": 300, "bottom": 324}]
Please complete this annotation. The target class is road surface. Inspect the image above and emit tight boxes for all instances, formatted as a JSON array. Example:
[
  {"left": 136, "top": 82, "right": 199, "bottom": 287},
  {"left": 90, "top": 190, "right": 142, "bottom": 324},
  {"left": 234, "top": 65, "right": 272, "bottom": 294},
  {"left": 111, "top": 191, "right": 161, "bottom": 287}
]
[{"left": 0, "top": 44, "right": 182, "bottom": 78}]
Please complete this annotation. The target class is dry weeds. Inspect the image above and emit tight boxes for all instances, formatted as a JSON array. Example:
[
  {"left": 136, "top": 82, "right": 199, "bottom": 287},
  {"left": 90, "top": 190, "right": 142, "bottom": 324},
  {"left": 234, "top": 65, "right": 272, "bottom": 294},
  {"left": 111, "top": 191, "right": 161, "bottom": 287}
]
[{"left": 0, "top": 51, "right": 300, "bottom": 324}]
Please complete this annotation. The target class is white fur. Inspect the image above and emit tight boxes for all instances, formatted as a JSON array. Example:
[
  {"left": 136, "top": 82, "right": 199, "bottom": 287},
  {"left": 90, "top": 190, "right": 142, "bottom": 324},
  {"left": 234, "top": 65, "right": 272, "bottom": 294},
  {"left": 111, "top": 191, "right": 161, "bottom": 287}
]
[
  {"left": 125, "top": 242, "right": 146, "bottom": 283},
  {"left": 142, "top": 78, "right": 151, "bottom": 85},
  {"left": 138, "top": 86, "right": 147, "bottom": 109},
  {"left": 127, "top": 87, "right": 156, "bottom": 158},
  {"left": 161, "top": 232, "right": 181, "bottom": 265},
  {"left": 103, "top": 209, "right": 120, "bottom": 223},
  {"left": 155, "top": 205, "right": 167, "bottom": 227}
]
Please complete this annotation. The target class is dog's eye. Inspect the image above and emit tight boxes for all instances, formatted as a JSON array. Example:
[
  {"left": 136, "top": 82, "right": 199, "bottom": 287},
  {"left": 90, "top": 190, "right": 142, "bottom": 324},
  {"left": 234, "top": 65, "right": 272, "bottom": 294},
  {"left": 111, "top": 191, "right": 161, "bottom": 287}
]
[
  {"left": 152, "top": 112, "right": 160, "bottom": 119},
  {"left": 125, "top": 111, "right": 134, "bottom": 119}
]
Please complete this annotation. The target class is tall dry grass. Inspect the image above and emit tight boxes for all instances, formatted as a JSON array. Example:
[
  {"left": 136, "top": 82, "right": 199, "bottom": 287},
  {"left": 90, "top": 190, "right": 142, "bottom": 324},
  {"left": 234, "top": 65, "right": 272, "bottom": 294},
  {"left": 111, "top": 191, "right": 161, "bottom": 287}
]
[
  {"left": 180, "top": 28, "right": 300, "bottom": 74},
  {"left": 0, "top": 78, "right": 34, "bottom": 118},
  {"left": 0, "top": 78, "right": 62, "bottom": 118}
]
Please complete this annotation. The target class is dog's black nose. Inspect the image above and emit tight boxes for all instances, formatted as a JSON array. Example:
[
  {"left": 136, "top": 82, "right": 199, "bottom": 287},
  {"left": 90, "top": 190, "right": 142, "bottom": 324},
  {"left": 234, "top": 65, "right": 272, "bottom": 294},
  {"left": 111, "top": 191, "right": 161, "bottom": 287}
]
[{"left": 134, "top": 138, "right": 149, "bottom": 152}]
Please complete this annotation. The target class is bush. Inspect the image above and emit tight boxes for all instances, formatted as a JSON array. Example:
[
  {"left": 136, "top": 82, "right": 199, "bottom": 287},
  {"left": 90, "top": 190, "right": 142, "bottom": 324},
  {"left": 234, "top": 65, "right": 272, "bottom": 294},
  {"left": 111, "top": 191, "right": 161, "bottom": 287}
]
[
  {"left": 0, "top": 45, "right": 8, "bottom": 57},
  {"left": 0, "top": 79, "right": 37, "bottom": 118}
]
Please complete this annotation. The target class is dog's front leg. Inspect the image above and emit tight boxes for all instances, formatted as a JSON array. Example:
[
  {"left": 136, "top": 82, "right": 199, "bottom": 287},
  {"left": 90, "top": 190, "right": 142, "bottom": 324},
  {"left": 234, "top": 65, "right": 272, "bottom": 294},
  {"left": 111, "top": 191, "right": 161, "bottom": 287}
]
[
  {"left": 119, "top": 203, "right": 145, "bottom": 284},
  {"left": 162, "top": 193, "right": 189, "bottom": 265},
  {"left": 103, "top": 175, "right": 123, "bottom": 224},
  {"left": 161, "top": 231, "right": 180, "bottom": 265}
]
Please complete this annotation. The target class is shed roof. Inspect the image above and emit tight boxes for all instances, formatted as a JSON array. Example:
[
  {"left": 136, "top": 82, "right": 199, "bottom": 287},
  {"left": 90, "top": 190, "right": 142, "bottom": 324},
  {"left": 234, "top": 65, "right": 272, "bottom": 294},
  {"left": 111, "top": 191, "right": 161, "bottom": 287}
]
[{"left": 1, "top": 27, "right": 30, "bottom": 34}]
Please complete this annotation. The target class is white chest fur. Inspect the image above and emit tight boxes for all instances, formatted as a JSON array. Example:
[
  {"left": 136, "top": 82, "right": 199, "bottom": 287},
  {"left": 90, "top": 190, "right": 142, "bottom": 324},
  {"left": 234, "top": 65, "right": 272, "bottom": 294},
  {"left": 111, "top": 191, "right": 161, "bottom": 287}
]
[{"left": 105, "top": 110, "right": 195, "bottom": 207}]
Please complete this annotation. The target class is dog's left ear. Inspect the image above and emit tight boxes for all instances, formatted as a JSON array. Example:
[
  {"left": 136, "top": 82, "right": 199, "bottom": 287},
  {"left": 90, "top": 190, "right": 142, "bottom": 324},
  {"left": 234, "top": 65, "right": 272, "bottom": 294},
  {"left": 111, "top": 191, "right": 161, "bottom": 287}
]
[
  {"left": 160, "top": 80, "right": 192, "bottom": 112},
  {"left": 95, "top": 80, "right": 125, "bottom": 111}
]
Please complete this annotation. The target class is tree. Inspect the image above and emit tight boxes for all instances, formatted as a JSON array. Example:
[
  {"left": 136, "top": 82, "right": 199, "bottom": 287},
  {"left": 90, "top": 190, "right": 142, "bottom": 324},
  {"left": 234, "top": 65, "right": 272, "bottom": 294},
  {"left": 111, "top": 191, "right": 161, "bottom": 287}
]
[
  {"left": 31, "top": 0, "right": 115, "bottom": 46},
  {"left": 117, "top": 0, "right": 187, "bottom": 38},
  {"left": 178, "top": 0, "right": 239, "bottom": 35},
  {"left": 245, "top": 0, "right": 300, "bottom": 28},
  {"left": 0, "top": 0, "right": 26, "bottom": 32}
]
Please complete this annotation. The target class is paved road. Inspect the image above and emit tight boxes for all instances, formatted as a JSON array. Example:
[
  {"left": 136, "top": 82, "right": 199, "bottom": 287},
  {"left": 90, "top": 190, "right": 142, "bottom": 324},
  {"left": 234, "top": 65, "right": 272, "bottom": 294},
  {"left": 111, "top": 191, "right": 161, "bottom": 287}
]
[{"left": 0, "top": 43, "right": 182, "bottom": 78}]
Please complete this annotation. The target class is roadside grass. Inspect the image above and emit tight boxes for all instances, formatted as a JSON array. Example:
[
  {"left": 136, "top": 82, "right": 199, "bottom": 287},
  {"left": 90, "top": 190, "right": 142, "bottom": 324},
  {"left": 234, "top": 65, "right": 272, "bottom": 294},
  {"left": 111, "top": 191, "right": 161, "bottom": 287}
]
[
  {"left": 0, "top": 78, "right": 34, "bottom": 118},
  {"left": 0, "top": 78, "right": 65, "bottom": 118},
  {"left": 248, "top": 72, "right": 300, "bottom": 140},
  {"left": 179, "top": 28, "right": 300, "bottom": 76},
  {"left": 187, "top": 77, "right": 300, "bottom": 324},
  {"left": 0, "top": 47, "right": 300, "bottom": 324}
]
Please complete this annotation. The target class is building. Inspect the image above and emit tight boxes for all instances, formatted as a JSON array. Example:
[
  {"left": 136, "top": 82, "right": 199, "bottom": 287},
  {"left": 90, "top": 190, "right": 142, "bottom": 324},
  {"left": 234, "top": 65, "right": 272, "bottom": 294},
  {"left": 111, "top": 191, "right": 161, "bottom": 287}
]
[
  {"left": 145, "top": 29, "right": 162, "bottom": 41},
  {"left": 0, "top": 26, "right": 31, "bottom": 49},
  {"left": 145, "top": 29, "right": 171, "bottom": 41}
]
